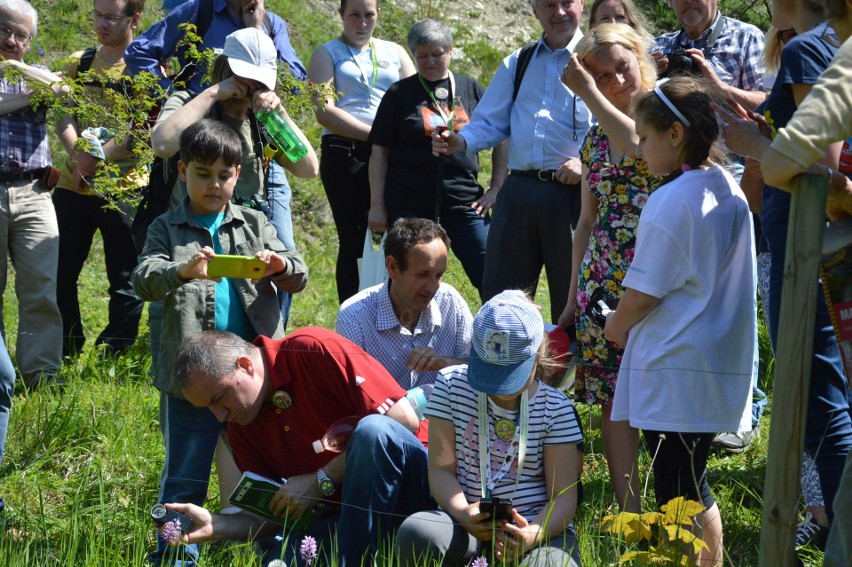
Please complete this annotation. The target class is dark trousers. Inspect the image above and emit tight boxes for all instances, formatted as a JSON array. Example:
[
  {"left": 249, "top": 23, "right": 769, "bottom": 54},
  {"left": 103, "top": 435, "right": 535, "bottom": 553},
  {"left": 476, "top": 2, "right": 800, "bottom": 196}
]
[
  {"left": 53, "top": 189, "right": 143, "bottom": 356},
  {"left": 389, "top": 206, "right": 489, "bottom": 298},
  {"left": 483, "top": 173, "right": 580, "bottom": 322},
  {"left": 320, "top": 135, "right": 372, "bottom": 304}
]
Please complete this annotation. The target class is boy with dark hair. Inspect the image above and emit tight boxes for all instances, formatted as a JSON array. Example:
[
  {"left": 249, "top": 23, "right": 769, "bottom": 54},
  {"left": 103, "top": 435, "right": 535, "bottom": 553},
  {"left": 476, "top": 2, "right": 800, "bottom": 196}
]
[{"left": 132, "top": 118, "right": 308, "bottom": 566}]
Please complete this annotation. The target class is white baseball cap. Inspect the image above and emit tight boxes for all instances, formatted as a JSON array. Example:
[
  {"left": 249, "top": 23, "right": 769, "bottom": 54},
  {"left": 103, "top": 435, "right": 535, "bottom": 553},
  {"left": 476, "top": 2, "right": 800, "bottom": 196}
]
[{"left": 223, "top": 28, "right": 278, "bottom": 91}]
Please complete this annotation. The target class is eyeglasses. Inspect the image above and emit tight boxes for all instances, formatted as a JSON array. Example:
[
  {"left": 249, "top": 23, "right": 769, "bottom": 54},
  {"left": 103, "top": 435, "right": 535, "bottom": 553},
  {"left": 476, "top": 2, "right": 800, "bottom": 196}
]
[
  {"left": 91, "top": 11, "right": 130, "bottom": 25},
  {"left": 0, "top": 27, "right": 31, "bottom": 45}
]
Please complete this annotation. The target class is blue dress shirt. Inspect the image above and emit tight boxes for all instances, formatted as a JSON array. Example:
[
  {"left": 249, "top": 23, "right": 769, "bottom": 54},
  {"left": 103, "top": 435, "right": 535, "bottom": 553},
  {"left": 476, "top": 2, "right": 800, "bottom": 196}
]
[{"left": 460, "top": 30, "right": 592, "bottom": 171}]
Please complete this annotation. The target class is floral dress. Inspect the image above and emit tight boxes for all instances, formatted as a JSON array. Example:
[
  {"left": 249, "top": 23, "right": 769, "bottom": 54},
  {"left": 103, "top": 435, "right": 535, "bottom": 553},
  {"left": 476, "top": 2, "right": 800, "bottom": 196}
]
[{"left": 575, "top": 125, "right": 659, "bottom": 405}]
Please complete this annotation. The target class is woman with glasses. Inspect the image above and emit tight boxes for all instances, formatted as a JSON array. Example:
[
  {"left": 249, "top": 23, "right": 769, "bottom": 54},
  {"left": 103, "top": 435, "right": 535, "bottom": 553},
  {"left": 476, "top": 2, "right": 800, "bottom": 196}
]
[{"left": 367, "top": 19, "right": 507, "bottom": 298}]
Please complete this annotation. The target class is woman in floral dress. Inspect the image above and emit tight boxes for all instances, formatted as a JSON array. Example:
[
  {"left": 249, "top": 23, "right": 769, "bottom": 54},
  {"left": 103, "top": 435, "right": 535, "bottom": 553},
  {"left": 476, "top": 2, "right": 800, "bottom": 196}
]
[{"left": 559, "top": 23, "right": 660, "bottom": 512}]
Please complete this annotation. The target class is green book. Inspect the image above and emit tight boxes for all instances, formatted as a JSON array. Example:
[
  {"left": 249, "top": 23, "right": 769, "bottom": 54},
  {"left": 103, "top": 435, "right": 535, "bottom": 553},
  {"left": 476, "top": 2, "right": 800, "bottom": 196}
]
[{"left": 228, "top": 471, "right": 325, "bottom": 533}]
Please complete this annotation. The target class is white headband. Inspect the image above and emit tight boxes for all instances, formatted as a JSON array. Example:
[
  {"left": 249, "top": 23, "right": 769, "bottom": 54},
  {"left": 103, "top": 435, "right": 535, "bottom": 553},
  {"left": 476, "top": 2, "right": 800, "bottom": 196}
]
[{"left": 654, "top": 81, "right": 691, "bottom": 127}]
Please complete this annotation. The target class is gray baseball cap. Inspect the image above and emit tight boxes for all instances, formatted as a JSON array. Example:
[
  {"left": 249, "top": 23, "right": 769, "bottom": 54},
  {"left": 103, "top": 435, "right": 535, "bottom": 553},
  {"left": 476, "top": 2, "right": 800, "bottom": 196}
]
[{"left": 223, "top": 28, "right": 278, "bottom": 91}]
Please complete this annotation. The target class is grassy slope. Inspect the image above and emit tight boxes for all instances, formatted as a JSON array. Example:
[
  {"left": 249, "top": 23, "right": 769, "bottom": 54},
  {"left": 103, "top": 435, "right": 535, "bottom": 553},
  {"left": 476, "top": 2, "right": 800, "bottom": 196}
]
[{"left": 0, "top": 0, "right": 806, "bottom": 565}]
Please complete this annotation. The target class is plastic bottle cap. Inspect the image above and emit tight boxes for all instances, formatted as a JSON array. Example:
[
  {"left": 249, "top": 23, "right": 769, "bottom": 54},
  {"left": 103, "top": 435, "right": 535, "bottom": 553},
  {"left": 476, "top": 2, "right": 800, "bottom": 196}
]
[{"left": 312, "top": 439, "right": 324, "bottom": 454}]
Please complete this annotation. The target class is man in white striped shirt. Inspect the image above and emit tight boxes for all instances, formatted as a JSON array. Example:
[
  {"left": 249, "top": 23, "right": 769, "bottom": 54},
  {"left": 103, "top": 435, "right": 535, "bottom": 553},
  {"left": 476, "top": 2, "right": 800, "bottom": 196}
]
[{"left": 337, "top": 218, "right": 473, "bottom": 389}]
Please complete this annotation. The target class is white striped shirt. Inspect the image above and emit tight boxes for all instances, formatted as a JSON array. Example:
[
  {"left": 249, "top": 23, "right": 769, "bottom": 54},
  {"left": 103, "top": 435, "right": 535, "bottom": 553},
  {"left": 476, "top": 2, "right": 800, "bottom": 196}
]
[
  {"left": 336, "top": 281, "right": 473, "bottom": 389},
  {"left": 426, "top": 365, "right": 583, "bottom": 520}
]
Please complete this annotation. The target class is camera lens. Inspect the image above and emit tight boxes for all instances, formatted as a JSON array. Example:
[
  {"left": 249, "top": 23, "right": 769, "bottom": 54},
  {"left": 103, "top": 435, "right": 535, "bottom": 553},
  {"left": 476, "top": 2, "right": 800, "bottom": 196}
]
[
  {"left": 151, "top": 504, "right": 167, "bottom": 520},
  {"left": 664, "top": 49, "right": 698, "bottom": 78}
]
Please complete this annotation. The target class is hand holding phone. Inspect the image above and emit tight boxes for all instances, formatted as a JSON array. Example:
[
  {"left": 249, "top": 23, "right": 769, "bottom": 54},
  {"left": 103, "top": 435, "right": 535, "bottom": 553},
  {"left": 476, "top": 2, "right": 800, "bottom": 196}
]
[
  {"left": 206, "top": 255, "right": 266, "bottom": 279},
  {"left": 479, "top": 497, "right": 513, "bottom": 523}
]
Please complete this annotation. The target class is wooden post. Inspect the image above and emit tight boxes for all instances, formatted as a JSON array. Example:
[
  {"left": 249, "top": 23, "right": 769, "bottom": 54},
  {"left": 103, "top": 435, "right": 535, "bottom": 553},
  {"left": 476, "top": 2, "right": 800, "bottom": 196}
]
[{"left": 758, "top": 172, "right": 828, "bottom": 567}]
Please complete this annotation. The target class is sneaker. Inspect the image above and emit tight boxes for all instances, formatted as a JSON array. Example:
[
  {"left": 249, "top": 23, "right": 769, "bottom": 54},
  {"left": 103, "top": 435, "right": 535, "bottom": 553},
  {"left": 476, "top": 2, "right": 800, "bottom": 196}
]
[
  {"left": 796, "top": 512, "right": 830, "bottom": 550},
  {"left": 796, "top": 512, "right": 821, "bottom": 546},
  {"left": 711, "top": 428, "right": 756, "bottom": 454}
]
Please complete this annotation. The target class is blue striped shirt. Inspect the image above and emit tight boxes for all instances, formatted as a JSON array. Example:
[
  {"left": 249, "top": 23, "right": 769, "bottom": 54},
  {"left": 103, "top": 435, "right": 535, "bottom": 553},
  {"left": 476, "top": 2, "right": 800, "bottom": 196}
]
[
  {"left": 336, "top": 281, "right": 473, "bottom": 389},
  {"left": 426, "top": 365, "right": 582, "bottom": 520}
]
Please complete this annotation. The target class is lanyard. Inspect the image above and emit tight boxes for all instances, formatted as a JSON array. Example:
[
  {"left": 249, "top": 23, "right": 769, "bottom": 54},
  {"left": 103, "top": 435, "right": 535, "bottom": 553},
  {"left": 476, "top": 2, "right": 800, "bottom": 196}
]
[
  {"left": 675, "top": 11, "right": 725, "bottom": 56},
  {"left": 417, "top": 71, "right": 456, "bottom": 128},
  {"left": 344, "top": 38, "right": 379, "bottom": 99},
  {"left": 478, "top": 390, "right": 528, "bottom": 499}
]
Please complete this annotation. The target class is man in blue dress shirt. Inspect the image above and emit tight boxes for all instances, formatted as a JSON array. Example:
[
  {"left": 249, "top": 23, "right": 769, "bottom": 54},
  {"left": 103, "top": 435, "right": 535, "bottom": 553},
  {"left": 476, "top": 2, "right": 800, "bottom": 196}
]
[{"left": 431, "top": 0, "right": 591, "bottom": 323}]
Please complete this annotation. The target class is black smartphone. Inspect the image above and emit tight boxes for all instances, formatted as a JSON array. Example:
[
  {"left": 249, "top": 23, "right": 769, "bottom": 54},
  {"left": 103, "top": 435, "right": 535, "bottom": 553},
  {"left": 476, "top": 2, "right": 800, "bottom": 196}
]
[
  {"left": 151, "top": 504, "right": 193, "bottom": 533},
  {"left": 479, "top": 497, "right": 513, "bottom": 522}
]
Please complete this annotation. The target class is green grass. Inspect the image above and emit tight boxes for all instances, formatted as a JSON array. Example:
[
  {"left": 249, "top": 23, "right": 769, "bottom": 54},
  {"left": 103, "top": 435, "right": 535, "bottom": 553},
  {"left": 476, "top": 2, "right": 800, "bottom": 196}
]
[{"left": 0, "top": 0, "right": 818, "bottom": 565}]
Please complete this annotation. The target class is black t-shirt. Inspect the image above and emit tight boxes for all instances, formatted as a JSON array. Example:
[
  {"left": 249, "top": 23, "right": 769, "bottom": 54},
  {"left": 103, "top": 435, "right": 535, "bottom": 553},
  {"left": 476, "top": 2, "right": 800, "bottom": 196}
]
[{"left": 369, "top": 73, "right": 485, "bottom": 214}]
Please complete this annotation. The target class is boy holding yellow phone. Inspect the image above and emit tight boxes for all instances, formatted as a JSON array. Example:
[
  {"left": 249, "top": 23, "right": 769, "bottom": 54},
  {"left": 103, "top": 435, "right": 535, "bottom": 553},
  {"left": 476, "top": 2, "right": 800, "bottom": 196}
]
[{"left": 131, "top": 119, "right": 308, "bottom": 562}]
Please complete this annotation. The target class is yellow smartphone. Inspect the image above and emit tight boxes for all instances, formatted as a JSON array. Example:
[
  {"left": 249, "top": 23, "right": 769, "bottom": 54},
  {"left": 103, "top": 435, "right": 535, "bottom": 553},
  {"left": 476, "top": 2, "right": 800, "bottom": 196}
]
[{"left": 206, "top": 255, "right": 266, "bottom": 279}]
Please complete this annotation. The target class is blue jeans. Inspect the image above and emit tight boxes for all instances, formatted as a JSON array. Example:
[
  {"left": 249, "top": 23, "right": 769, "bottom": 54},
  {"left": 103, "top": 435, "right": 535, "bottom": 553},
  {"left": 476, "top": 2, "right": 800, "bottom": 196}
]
[
  {"left": 267, "top": 162, "right": 295, "bottom": 330},
  {"left": 148, "top": 393, "right": 224, "bottom": 566},
  {"left": 260, "top": 415, "right": 433, "bottom": 566},
  {"left": 339, "top": 415, "right": 434, "bottom": 565},
  {"left": 389, "top": 206, "right": 489, "bottom": 298},
  {"left": 762, "top": 185, "right": 852, "bottom": 521},
  {"left": 0, "top": 334, "right": 16, "bottom": 465}
]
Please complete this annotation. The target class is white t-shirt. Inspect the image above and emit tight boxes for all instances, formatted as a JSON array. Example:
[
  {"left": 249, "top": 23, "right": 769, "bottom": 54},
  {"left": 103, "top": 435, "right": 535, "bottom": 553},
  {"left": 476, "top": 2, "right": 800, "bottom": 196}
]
[
  {"left": 611, "top": 165, "right": 756, "bottom": 433},
  {"left": 425, "top": 365, "right": 583, "bottom": 520}
]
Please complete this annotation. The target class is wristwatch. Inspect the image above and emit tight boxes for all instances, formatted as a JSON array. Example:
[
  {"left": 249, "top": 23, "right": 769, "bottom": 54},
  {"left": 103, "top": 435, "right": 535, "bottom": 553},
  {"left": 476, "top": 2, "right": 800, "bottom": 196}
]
[{"left": 316, "top": 468, "right": 336, "bottom": 496}]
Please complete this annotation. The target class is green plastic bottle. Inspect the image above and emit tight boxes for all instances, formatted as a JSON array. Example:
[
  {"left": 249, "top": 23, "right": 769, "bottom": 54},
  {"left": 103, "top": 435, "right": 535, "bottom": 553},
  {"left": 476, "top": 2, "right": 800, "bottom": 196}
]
[{"left": 255, "top": 110, "right": 308, "bottom": 162}]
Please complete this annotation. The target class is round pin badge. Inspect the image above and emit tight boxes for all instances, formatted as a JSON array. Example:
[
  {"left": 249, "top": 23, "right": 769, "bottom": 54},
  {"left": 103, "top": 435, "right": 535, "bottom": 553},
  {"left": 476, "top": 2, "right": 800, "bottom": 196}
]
[
  {"left": 434, "top": 87, "right": 449, "bottom": 100},
  {"left": 272, "top": 390, "right": 292, "bottom": 410},
  {"left": 495, "top": 418, "right": 516, "bottom": 441}
]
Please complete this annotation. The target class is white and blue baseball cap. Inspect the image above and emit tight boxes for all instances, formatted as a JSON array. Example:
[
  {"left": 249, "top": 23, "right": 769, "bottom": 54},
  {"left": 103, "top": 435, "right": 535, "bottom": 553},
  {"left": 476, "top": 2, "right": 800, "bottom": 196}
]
[{"left": 468, "top": 290, "right": 544, "bottom": 395}]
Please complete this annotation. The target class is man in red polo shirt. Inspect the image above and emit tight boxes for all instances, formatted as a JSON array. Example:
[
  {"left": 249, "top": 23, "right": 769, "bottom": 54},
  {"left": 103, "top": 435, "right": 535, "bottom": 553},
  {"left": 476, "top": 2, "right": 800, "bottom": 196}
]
[{"left": 166, "top": 327, "right": 432, "bottom": 566}]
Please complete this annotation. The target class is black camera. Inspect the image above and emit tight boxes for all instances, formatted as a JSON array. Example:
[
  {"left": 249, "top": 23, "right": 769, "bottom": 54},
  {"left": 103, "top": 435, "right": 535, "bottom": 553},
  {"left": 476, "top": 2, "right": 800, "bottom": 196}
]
[
  {"left": 585, "top": 286, "right": 618, "bottom": 328},
  {"left": 479, "top": 497, "right": 513, "bottom": 522},
  {"left": 662, "top": 48, "right": 699, "bottom": 78},
  {"left": 151, "top": 504, "right": 193, "bottom": 533}
]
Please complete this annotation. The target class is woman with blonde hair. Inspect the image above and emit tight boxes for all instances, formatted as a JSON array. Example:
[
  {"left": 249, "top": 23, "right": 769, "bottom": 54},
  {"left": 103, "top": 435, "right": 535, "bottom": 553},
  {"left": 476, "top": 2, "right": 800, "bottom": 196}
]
[
  {"left": 588, "top": 0, "right": 653, "bottom": 38},
  {"left": 559, "top": 23, "right": 660, "bottom": 513}
]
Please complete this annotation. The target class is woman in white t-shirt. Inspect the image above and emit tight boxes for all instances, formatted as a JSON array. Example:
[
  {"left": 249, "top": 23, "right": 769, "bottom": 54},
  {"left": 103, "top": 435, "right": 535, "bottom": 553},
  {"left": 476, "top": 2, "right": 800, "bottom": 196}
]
[
  {"left": 605, "top": 77, "right": 756, "bottom": 567},
  {"left": 395, "top": 290, "right": 583, "bottom": 566}
]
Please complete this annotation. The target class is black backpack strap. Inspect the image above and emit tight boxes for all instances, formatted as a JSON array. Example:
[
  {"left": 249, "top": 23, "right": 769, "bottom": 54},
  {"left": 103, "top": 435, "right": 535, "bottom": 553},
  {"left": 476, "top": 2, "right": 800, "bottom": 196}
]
[
  {"left": 512, "top": 41, "right": 537, "bottom": 102},
  {"left": 75, "top": 45, "right": 134, "bottom": 96},
  {"left": 195, "top": 0, "right": 215, "bottom": 41},
  {"left": 77, "top": 46, "right": 98, "bottom": 76},
  {"left": 247, "top": 110, "right": 270, "bottom": 193}
]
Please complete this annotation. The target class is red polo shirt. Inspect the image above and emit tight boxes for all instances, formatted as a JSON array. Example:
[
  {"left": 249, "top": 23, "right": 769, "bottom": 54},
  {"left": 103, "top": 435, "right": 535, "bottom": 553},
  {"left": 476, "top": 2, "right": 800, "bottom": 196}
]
[{"left": 228, "top": 327, "right": 426, "bottom": 488}]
